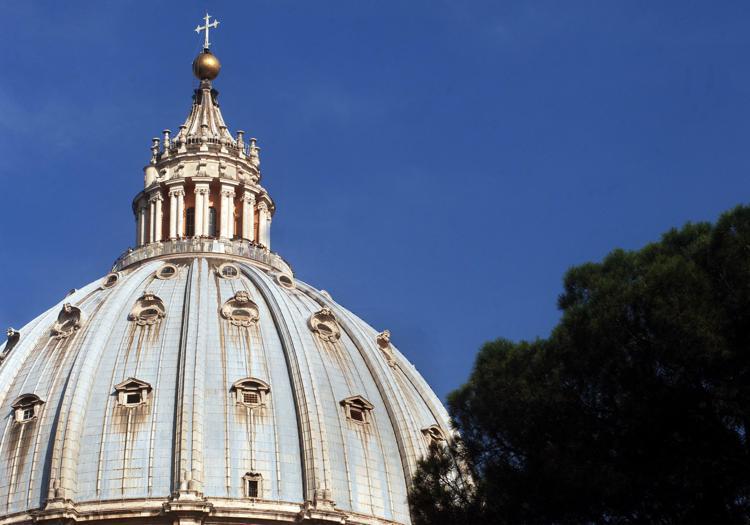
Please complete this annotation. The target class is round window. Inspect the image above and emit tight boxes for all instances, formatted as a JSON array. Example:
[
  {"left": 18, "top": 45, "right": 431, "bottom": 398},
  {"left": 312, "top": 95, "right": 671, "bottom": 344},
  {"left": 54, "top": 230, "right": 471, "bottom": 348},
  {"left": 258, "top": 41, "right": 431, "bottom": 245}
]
[
  {"left": 156, "top": 264, "right": 178, "bottom": 280},
  {"left": 218, "top": 263, "right": 240, "bottom": 279},
  {"left": 275, "top": 273, "right": 295, "bottom": 289},
  {"left": 102, "top": 273, "right": 119, "bottom": 288}
]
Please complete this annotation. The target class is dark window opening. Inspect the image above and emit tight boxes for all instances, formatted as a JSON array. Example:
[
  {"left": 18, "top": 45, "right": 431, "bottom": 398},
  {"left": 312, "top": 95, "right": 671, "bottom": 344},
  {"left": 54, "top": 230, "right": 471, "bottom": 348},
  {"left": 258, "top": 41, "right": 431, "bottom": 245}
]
[
  {"left": 222, "top": 266, "right": 238, "bottom": 277},
  {"left": 186, "top": 207, "right": 195, "bottom": 237},
  {"left": 125, "top": 392, "right": 141, "bottom": 405},
  {"left": 243, "top": 391, "right": 260, "bottom": 405},
  {"left": 22, "top": 407, "right": 34, "bottom": 421},
  {"left": 208, "top": 207, "right": 217, "bottom": 237},
  {"left": 350, "top": 408, "right": 364, "bottom": 422},
  {"left": 246, "top": 479, "right": 258, "bottom": 498}
]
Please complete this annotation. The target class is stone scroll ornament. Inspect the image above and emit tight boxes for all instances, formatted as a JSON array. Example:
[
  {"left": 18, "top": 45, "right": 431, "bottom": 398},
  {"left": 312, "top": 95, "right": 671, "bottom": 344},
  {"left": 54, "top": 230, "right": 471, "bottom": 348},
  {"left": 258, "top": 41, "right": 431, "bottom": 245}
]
[
  {"left": 376, "top": 329, "right": 397, "bottom": 368},
  {"left": 220, "top": 290, "right": 259, "bottom": 327},
  {"left": 309, "top": 307, "right": 341, "bottom": 342},
  {"left": 128, "top": 292, "right": 166, "bottom": 326},
  {"left": 51, "top": 303, "right": 82, "bottom": 339}
]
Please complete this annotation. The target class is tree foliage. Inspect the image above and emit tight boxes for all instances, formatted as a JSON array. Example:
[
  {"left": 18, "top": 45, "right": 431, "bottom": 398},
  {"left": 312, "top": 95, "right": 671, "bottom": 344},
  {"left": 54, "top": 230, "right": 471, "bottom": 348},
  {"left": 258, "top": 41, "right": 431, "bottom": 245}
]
[{"left": 410, "top": 206, "right": 750, "bottom": 524}]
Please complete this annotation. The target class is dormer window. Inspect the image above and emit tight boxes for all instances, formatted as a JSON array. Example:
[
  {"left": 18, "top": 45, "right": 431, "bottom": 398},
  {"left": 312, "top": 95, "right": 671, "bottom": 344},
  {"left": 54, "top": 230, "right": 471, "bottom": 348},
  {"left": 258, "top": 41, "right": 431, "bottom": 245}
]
[
  {"left": 129, "top": 292, "right": 166, "bottom": 326},
  {"left": 231, "top": 378, "right": 270, "bottom": 408},
  {"left": 11, "top": 394, "right": 44, "bottom": 423},
  {"left": 243, "top": 472, "right": 262, "bottom": 498},
  {"left": 220, "top": 291, "right": 259, "bottom": 327},
  {"left": 51, "top": 303, "right": 82, "bottom": 339},
  {"left": 340, "top": 395, "right": 374, "bottom": 425},
  {"left": 309, "top": 307, "right": 341, "bottom": 342},
  {"left": 114, "top": 378, "right": 152, "bottom": 407}
]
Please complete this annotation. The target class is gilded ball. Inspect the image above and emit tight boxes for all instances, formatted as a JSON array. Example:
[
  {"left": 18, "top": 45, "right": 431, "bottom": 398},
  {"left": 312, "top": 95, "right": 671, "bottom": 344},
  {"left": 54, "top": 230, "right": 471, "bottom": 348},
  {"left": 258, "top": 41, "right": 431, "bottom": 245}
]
[{"left": 192, "top": 51, "right": 221, "bottom": 80}]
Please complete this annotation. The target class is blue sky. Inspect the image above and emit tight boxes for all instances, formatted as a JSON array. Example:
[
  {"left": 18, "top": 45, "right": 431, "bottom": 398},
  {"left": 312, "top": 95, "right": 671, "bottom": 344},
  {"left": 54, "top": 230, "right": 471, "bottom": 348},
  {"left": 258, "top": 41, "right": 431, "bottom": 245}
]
[{"left": 1, "top": 1, "right": 750, "bottom": 400}]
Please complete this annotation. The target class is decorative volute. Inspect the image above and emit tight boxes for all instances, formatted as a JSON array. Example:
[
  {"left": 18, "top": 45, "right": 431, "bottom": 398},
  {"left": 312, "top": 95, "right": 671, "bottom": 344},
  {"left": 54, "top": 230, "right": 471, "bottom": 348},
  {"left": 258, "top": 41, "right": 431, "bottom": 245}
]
[{"left": 129, "top": 16, "right": 276, "bottom": 260}]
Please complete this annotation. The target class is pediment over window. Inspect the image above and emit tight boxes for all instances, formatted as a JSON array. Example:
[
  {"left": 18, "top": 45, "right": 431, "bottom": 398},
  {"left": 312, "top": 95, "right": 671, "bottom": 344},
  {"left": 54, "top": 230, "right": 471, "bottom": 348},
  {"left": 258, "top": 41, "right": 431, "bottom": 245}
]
[
  {"left": 51, "top": 303, "right": 82, "bottom": 339},
  {"left": 220, "top": 291, "right": 259, "bottom": 327},
  {"left": 114, "top": 377, "right": 152, "bottom": 407},
  {"left": 340, "top": 395, "right": 374, "bottom": 424},
  {"left": 309, "top": 307, "right": 341, "bottom": 342},
  {"left": 11, "top": 393, "right": 44, "bottom": 423},
  {"left": 231, "top": 377, "right": 271, "bottom": 407},
  {"left": 128, "top": 292, "right": 166, "bottom": 325}
]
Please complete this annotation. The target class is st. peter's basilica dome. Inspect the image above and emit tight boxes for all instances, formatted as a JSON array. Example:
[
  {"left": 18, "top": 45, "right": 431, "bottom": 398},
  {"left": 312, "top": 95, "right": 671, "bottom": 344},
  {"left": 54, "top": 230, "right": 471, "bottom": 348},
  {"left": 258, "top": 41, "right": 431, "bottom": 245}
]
[{"left": 0, "top": 16, "right": 449, "bottom": 525}]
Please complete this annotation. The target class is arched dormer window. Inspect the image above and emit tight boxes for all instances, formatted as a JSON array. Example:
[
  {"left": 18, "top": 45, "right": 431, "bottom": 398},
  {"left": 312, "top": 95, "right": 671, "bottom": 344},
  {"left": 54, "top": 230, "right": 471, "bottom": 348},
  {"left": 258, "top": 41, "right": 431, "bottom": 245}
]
[
  {"left": 12, "top": 394, "right": 44, "bottom": 423},
  {"left": 421, "top": 424, "right": 447, "bottom": 447},
  {"left": 231, "top": 377, "right": 270, "bottom": 408},
  {"left": 114, "top": 377, "right": 152, "bottom": 407},
  {"left": 309, "top": 307, "right": 341, "bottom": 342},
  {"left": 340, "top": 395, "right": 374, "bottom": 425},
  {"left": 128, "top": 292, "right": 166, "bottom": 326},
  {"left": 220, "top": 291, "right": 259, "bottom": 327},
  {"left": 51, "top": 303, "right": 82, "bottom": 339}
]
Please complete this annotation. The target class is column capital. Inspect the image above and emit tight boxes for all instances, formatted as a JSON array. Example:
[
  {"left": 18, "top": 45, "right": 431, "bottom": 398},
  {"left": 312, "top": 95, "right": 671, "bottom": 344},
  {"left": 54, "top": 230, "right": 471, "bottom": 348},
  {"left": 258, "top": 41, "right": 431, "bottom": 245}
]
[
  {"left": 194, "top": 185, "right": 210, "bottom": 196},
  {"left": 148, "top": 191, "right": 163, "bottom": 203},
  {"left": 168, "top": 186, "right": 185, "bottom": 198},
  {"left": 242, "top": 191, "right": 256, "bottom": 203},
  {"left": 257, "top": 201, "right": 269, "bottom": 212},
  {"left": 220, "top": 188, "right": 236, "bottom": 198}
]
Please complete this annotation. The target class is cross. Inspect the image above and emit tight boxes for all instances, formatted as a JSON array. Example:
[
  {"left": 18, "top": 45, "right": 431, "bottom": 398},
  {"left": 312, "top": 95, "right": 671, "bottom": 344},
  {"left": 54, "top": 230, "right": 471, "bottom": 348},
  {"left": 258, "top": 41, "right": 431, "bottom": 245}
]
[{"left": 195, "top": 13, "right": 219, "bottom": 49}]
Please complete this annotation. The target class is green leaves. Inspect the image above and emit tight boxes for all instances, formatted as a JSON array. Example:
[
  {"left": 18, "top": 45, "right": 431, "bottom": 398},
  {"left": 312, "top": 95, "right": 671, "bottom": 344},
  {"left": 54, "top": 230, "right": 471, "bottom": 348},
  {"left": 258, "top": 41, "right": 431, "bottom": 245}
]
[{"left": 410, "top": 207, "right": 750, "bottom": 524}]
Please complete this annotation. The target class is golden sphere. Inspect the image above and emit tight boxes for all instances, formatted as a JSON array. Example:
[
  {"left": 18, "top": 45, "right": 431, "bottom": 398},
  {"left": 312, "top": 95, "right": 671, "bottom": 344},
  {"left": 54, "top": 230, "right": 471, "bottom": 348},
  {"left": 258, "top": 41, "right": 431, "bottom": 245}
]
[{"left": 192, "top": 50, "right": 221, "bottom": 80}]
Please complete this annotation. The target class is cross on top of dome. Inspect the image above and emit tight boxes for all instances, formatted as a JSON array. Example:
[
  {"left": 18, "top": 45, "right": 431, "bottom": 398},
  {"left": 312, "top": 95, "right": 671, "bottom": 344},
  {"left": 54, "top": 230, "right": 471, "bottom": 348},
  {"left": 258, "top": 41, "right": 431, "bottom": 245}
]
[{"left": 195, "top": 13, "right": 219, "bottom": 50}]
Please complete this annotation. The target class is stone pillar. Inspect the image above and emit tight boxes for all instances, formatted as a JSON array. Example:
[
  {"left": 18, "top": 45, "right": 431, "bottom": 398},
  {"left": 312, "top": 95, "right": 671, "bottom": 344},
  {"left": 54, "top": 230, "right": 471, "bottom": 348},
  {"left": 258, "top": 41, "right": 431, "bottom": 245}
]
[
  {"left": 149, "top": 197, "right": 156, "bottom": 243},
  {"left": 136, "top": 200, "right": 147, "bottom": 246},
  {"left": 219, "top": 186, "right": 235, "bottom": 239},
  {"left": 194, "top": 185, "right": 209, "bottom": 237},
  {"left": 153, "top": 192, "right": 163, "bottom": 242},
  {"left": 257, "top": 201, "right": 270, "bottom": 248},
  {"left": 176, "top": 188, "right": 185, "bottom": 238},
  {"left": 169, "top": 189, "right": 178, "bottom": 239},
  {"left": 242, "top": 191, "right": 255, "bottom": 242},
  {"left": 201, "top": 187, "right": 210, "bottom": 237}
]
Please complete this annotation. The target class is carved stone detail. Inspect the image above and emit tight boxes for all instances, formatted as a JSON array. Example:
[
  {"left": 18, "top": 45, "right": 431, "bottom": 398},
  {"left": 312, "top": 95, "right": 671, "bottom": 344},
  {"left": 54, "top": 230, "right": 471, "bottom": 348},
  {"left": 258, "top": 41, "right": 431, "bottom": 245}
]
[
  {"left": 220, "top": 291, "right": 259, "bottom": 327},
  {"left": 128, "top": 292, "right": 166, "bottom": 326},
  {"left": 51, "top": 303, "right": 82, "bottom": 339},
  {"left": 309, "top": 307, "right": 341, "bottom": 342},
  {"left": 376, "top": 330, "right": 396, "bottom": 368},
  {"left": 421, "top": 424, "right": 447, "bottom": 447}
]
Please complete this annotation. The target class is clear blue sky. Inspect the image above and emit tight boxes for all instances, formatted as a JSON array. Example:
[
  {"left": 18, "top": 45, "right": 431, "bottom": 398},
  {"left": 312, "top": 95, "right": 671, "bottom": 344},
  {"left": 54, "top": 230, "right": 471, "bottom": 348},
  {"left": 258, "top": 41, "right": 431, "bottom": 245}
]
[{"left": 1, "top": 1, "right": 749, "bottom": 400}]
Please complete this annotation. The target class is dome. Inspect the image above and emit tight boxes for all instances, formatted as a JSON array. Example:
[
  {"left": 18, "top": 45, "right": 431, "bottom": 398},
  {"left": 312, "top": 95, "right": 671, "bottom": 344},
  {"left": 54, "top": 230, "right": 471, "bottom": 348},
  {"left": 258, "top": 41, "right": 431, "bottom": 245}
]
[{"left": 0, "top": 17, "right": 450, "bottom": 525}]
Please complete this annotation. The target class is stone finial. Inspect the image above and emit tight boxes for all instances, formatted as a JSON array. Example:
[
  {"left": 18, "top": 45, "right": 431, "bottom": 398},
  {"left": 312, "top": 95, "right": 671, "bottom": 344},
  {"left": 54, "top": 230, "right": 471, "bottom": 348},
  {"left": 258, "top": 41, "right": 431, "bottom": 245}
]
[
  {"left": 249, "top": 137, "right": 260, "bottom": 168},
  {"left": 162, "top": 129, "right": 171, "bottom": 150},
  {"left": 150, "top": 138, "right": 160, "bottom": 164}
]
